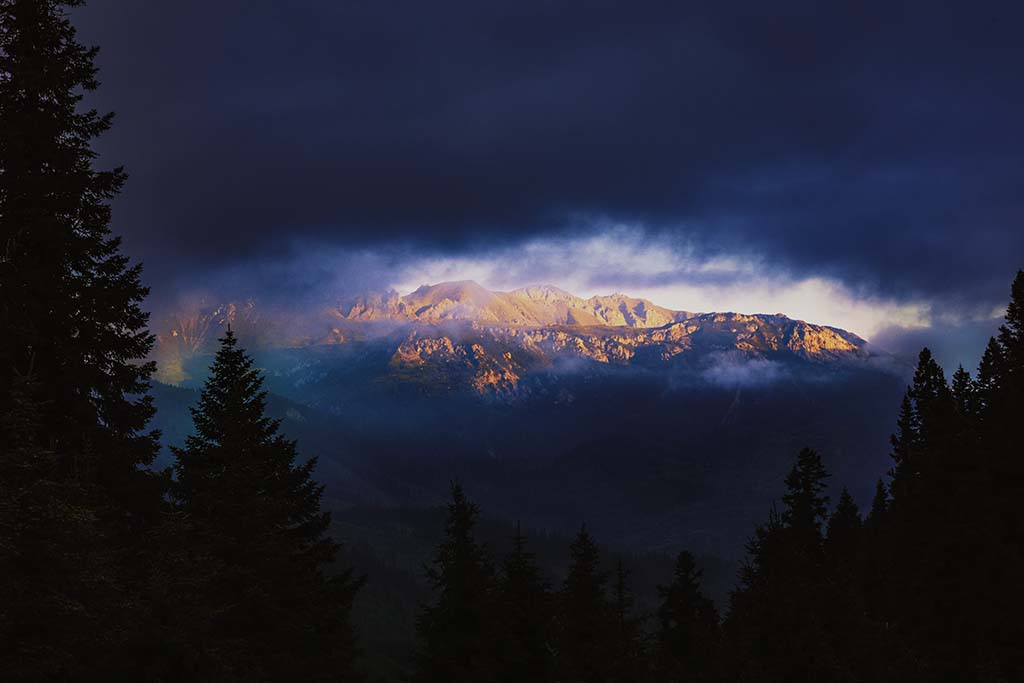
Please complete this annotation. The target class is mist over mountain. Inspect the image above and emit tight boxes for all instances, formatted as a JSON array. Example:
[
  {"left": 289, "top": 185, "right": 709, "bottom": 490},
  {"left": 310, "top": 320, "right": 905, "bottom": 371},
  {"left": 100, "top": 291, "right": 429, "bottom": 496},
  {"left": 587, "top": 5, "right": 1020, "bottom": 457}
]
[
  {"left": 150, "top": 280, "right": 889, "bottom": 393},
  {"left": 146, "top": 280, "right": 906, "bottom": 570}
]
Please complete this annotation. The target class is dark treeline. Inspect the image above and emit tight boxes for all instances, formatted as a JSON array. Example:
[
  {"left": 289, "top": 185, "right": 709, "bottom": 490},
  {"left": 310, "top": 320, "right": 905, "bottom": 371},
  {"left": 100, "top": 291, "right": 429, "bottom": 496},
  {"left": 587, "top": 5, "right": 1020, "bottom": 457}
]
[
  {"left": 407, "top": 282, "right": 1024, "bottom": 682},
  {"left": 2, "top": 1, "right": 1024, "bottom": 682}
]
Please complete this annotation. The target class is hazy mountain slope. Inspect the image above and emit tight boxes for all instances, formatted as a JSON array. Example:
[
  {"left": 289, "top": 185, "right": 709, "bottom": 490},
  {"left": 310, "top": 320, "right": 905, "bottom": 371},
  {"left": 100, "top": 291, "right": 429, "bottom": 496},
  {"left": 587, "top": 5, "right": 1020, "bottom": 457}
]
[
  {"left": 339, "top": 280, "right": 691, "bottom": 327},
  {"left": 150, "top": 280, "right": 883, "bottom": 393}
]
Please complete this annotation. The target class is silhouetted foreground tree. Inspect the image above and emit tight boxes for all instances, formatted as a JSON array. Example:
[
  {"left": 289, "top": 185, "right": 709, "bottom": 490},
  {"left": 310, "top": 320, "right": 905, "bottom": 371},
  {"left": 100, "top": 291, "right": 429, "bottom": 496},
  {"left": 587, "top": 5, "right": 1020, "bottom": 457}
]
[
  {"left": 868, "top": 271, "right": 1024, "bottom": 681},
  {"left": 0, "top": 0, "right": 162, "bottom": 676},
  {"left": 414, "top": 482, "right": 496, "bottom": 683},
  {"left": 653, "top": 550, "right": 720, "bottom": 682},
  {"left": 493, "top": 524, "right": 556, "bottom": 683},
  {"left": 0, "top": 0, "right": 161, "bottom": 522},
  {"left": 719, "top": 271, "right": 1024, "bottom": 683},
  {"left": 165, "top": 330, "right": 362, "bottom": 680}
]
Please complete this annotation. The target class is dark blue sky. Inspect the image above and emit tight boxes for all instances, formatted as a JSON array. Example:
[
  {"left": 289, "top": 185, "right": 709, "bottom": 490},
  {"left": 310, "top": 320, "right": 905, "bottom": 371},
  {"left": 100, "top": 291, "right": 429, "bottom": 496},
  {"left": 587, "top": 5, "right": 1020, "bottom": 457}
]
[{"left": 73, "top": 1, "right": 1023, "bottom": 370}]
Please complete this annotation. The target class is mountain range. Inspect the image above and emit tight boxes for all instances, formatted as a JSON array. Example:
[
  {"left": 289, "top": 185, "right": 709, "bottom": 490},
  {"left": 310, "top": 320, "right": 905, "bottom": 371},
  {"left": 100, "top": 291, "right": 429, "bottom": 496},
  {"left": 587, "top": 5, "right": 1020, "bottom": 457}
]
[
  {"left": 146, "top": 279, "right": 907, "bottom": 634},
  {"left": 151, "top": 280, "right": 880, "bottom": 394}
]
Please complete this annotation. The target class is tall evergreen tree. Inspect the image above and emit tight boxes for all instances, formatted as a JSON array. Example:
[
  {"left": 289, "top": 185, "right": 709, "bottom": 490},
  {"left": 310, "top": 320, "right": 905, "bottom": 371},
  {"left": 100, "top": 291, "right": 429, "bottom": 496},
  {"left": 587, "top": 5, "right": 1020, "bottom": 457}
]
[
  {"left": 492, "top": 524, "right": 555, "bottom": 683},
  {"left": 865, "top": 479, "right": 888, "bottom": 529},
  {"left": 781, "top": 447, "right": 830, "bottom": 555},
  {"left": 861, "top": 479, "right": 891, "bottom": 621},
  {"left": 0, "top": 0, "right": 160, "bottom": 521},
  {"left": 824, "top": 487, "right": 861, "bottom": 571},
  {"left": 725, "top": 449, "right": 886, "bottom": 682},
  {"left": 0, "top": 2, "right": 162, "bottom": 676},
  {"left": 952, "top": 365, "right": 977, "bottom": 421},
  {"left": 608, "top": 560, "right": 648, "bottom": 683},
  {"left": 558, "top": 526, "right": 614, "bottom": 683},
  {"left": 170, "top": 329, "right": 361, "bottom": 681},
  {"left": 0, "top": 371, "right": 124, "bottom": 678},
  {"left": 414, "top": 482, "right": 496, "bottom": 683},
  {"left": 882, "top": 346, "right": 1007, "bottom": 680},
  {"left": 975, "top": 270, "right": 1024, "bottom": 680},
  {"left": 653, "top": 550, "right": 720, "bottom": 682}
]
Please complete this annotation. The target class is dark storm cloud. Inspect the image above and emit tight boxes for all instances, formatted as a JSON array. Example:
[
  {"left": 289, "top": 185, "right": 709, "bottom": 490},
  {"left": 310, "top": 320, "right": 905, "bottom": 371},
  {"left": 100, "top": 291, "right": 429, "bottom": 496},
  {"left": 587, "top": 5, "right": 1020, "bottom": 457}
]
[{"left": 73, "top": 0, "right": 1023, "bottom": 309}]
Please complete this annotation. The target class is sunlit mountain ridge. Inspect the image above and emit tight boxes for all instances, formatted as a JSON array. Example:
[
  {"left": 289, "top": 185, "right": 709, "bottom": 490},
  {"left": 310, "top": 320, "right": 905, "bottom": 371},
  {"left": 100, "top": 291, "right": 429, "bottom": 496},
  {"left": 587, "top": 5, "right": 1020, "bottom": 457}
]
[{"left": 151, "top": 280, "right": 882, "bottom": 391}]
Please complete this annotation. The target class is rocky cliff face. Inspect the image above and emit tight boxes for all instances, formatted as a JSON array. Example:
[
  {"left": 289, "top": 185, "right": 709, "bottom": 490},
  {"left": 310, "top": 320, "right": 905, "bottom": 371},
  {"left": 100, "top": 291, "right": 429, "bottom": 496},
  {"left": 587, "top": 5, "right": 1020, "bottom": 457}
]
[
  {"left": 339, "top": 281, "right": 691, "bottom": 328},
  {"left": 151, "top": 281, "right": 874, "bottom": 393}
]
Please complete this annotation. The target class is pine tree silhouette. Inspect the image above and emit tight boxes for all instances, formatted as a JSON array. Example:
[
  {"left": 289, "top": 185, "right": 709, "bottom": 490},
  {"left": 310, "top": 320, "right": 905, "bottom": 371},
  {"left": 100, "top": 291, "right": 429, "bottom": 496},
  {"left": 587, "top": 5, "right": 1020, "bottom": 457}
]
[
  {"left": 170, "top": 329, "right": 362, "bottom": 681},
  {"left": 0, "top": 371, "right": 123, "bottom": 678},
  {"left": 654, "top": 550, "right": 720, "bottom": 682},
  {"left": 825, "top": 487, "right": 861, "bottom": 571},
  {"left": 557, "top": 526, "right": 614, "bottom": 683},
  {"left": 726, "top": 449, "right": 869, "bottom": 682},
  {"left": 865, "top": 479, "right": 889, "bottom": 529},
  {"left": 414, "top": 482, "right": 496, "bottom": 683},
  {"left": 608, "top": 560, "right": 648, "bottom": 683},
  {"left": 973, "top": 270, "right": 1024, "bottom": 680},
  {"left": 493, "top": 524, "right": 555, "bottom": 683},
  {"left": 0, "top": 2, "right": 162, "bottom": 676},
  {"left": 0, "top": 0, "right": 160, "bottom": 522},
  {"left": 781, "top": 447, "right": 831, "bottom": 555}
]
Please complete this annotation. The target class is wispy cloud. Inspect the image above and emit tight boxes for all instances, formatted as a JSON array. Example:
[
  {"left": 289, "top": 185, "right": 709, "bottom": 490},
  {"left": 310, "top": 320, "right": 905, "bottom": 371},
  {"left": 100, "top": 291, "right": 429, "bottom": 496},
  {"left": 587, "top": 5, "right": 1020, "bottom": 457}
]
[{"left": 387, "top": 226, "right": 931, "bottom": 340}]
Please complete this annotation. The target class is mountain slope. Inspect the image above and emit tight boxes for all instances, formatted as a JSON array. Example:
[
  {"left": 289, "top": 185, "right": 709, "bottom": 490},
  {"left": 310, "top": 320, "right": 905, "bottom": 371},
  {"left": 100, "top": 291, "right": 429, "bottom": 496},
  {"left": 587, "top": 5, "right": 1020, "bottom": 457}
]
[
  {"left": 339, "top": 281, "right": 692, "bottom": 327},
  {"left": 151, "top": 281, "right": 880, "bottom": 393}
]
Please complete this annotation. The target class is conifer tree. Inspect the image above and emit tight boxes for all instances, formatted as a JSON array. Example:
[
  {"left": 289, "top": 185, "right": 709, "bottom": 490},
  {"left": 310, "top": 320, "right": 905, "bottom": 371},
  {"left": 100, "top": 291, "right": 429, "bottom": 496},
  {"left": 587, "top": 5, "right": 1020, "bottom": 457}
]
[
  {"left": 865, "top": 479, "right": 888, "bottom": 529},
  {"left": 492, "top": 524, "right": 555, "bottom": 683},
  {"left": 781, "top": 447, "right": 830, "bottom": 555},
  {"left": 608, "top": 560, "right": 648, "bottom": 683},
  {"left": 824, "top": 487, "right": 861, "bottom": 571},
  {"left": 0, "top": 0, "right": 160, "bottom": 522},
  {"left": 558, "top": 526, "right": 614, "bottom": 683},
  {"left": 861, "top": 479, "right": 891, "bottom": 621},
  {"left": 653, "top": 550, "right": 720, "bottom": 682},
  {"left": 988, "top": 272, "right": 1024, "bottom": 544},
  {"left": 0, "top": 371, "right": 122, "bottom": 678},
  {"left": 975, "top": 270, "right": 1024, "bottom": 681},
  {"left": 725, "top": 450, "right": 851, "bottom": 682},
  {"left": 883, "top": 346, "right": 1006, "bottom": 680},
  {"left": 909, "top": 349, "right": 956, "bottom": 451},
  {"left": 414, "top": 483, "right": 496, "bottom": 683},
  {"left": 952, "top": 365, "right": 977, "bottom": 420},
  {"left": 170, "top": 329, "right": 361, "bottom": 681},
  {"left": 974, "top": 337, "right": 1006, "bottom": 418},
  {"left": 0, "top": 2, "right": 162, "bottom": 676},
  {"left": 888, "top": 393, "right": 921, "bottom": 499}
]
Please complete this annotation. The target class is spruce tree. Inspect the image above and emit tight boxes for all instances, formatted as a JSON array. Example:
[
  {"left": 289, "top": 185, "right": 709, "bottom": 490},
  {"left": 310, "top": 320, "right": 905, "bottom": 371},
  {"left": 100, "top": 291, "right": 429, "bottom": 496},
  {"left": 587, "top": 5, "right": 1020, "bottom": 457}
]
[
  {"left": 493, "top": 525, "right": 555, "bottom": 683},
  {"left": 558, "top": 526, "right": 614, "bottom": 683},
  {"left": 988, "top": 272, "right": 1024, "bottom": 548},
  {"left": 824, "top": 487, "right": 861, "bottom": 567},
  {"left": 884, "top": 346, "right": 1006, "bottom": 680},
  {"left": 725, "top": 449, "right": 864, "bottom": 682},
  {"left": 0, "top": 371, "right": 122, "bottom": 678},
  {"left": 0, "top": 2, "right": 161, "bottom": 676},
  {"left": 888, "top": 393, "right": 921, "bottom": 499},
  {"left": 976, "top": 270, "right": 1024, "bottom": 680},
  {"left": 653, "top": 550, "right": 720, "bottom": 682},
  {"left": 170, "top": 329, "right": 361, "bottom": 681},
  {"left": 974, "top": 337, "right": 1006, "bottom": 419},
  {"left": 608, "top": 560, "right": 648, "bottom": 683},
  {"left": 0, "top": 0, "right": 160, "bottom": 521},
  {"left": 865, "top": 479, "right": 888, "bottom": 529},
  {"left": 781, "top": 447, "right": 830, "bottom": 555},
  {"left": 414, "top": 482, "right": 496, "bottom": 683},
  {"left": 861, "top": 479, "right": 890, "bottom": 621}
]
